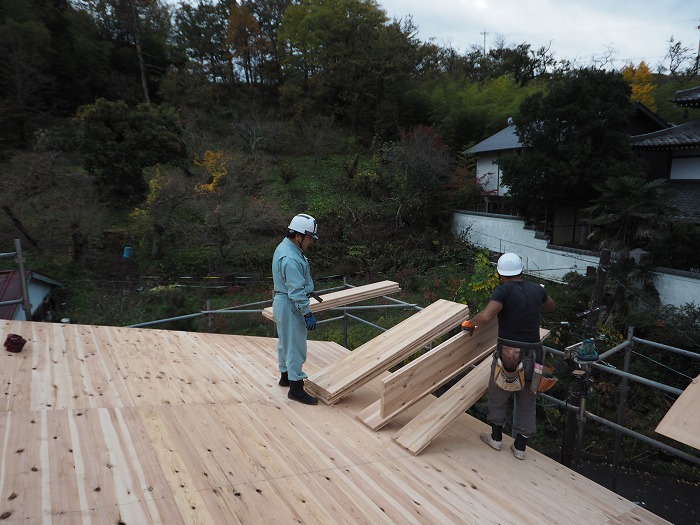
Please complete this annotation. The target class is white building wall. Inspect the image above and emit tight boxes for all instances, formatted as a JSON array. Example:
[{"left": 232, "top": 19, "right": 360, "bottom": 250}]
[
  {"left": 476, "top": 153, "right": 510, "bottom": 195},
  {"left": 452, "top": 211, "right": 699, "bottom": 308},
  {"left": 654, "top": 271, "right": 700, "bottom": 307}
]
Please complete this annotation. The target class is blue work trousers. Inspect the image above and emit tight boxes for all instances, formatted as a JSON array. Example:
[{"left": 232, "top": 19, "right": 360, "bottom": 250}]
[{"left": 273, "top": 294, "right": 308, "bottom": 381}]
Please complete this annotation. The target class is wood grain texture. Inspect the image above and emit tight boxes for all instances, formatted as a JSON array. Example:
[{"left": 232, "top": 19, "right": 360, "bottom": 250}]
[
  {"left": 0, "top": 319, "right": 671, "bottom": 524},
  {"left": 306, "top": 299, "right": 470, "bottom": 405},
  {"left": 655, "top": 373, "right": 700, "bottom": 449},
  {"left": 393, "top": 328, "right": 551, "bottom": 456},
  {"left": 393, "top": 356, "right": 492, "bottom": 455},
  {"left": 380, "top": 318, "right": 498, "bottom": 419},
  {"left": 262, "top": 280, "right": 401, "bottom": 321}
]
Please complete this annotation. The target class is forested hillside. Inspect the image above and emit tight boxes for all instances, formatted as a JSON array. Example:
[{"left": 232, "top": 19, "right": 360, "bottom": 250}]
[{"left": 1, "top": 0, "right": 699, "bottom": 333}]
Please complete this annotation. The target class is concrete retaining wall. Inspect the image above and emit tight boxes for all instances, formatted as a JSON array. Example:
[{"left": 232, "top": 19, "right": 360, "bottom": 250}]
[{"left": 452, "top": 211, "right": 699, "bottom": 308}]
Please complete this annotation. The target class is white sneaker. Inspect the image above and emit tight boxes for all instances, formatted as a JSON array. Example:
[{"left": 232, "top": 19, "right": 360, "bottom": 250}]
[
  {"left": 480, "top": 432, "right": 502, "bottom": 451},
  {"left": 510, "top": 444, "right": 526, "bottom": 460}
]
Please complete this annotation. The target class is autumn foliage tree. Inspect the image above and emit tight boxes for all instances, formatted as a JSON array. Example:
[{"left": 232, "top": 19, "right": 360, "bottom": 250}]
[{"left": 622, "top": 61, "right": 657, "bottom": 111}]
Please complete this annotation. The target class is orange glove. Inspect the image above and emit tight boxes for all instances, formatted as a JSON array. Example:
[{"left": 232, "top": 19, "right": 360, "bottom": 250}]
[{"left": 461, "top": 319, "right": 477, "bottom": 336}]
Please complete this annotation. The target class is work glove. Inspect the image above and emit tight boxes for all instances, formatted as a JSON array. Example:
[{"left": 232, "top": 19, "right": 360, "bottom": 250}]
[
  {"left": 304, "top": 312, "right": 317, "bottom": 331},
  {"left": 461, "top": 319, "right": 476, "bottom": 336}
]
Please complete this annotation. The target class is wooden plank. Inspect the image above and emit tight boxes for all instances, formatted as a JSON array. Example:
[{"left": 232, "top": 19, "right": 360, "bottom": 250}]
[
  {"left": 356, "top": 319, "right": 497, "bottom": 431},
  {"left": 655, "top": 373, "right": 700, "bottom": 449},
  {"left": 262, "top": 280, "right": 401, "bottom": 321},
  {"left": 393, "top": 355, "right": 492, "bottom": 455},
  {"left": 393, "top": 328, "right": 551, "bottom": 456},
  {"left": 380, "top": 318, "right": 498, "bottom": 419},
  {"left": 305, "top": 299, "right": 470, "bottom": 405}
]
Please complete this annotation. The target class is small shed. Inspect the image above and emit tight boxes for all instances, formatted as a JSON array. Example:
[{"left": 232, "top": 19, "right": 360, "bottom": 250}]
[{"left": 0, "top": 270, "right": 63, "bottom": 321}]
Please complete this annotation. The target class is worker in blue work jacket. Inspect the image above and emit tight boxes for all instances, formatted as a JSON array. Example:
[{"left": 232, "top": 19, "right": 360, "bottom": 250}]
[{"left": 272, "top": 213, "right": 319, "bottom": 405}]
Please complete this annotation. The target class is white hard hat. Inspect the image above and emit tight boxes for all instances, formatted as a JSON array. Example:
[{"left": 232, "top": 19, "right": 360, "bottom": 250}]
[
  {"left": 288, "top": 213, "right": 319, "bottom": 239},
  {"left": 497, "top": 253, "right": 522, "bottom": 276}
]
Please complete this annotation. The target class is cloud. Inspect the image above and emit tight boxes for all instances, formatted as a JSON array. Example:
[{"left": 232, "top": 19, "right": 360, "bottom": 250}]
[{"left": 378, "top": 0, "right": 699, "bottom": 68}]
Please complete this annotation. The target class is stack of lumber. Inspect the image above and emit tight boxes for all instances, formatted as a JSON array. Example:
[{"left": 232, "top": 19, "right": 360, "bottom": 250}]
[
  {"left": 392, "top": 328, "right": 551, "bottom": 455},
  {"left": 356, "top": 318, "right": 498, "bottom": 431},
  {"left": 305, "top": 299, "right": 470, "bottom": 405},
  {"left": 655, "top": 373, "right": 700, "bottom": 450},
  {"left": 393, "top": 357, "right": 492, "bottom": 455},
  {"left": 261, "top": 280, "right": 401, "bottom": 321}
]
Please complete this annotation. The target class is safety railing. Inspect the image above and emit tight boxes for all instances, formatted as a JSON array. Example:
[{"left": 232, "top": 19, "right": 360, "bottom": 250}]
[
  {"left": 539, "top": 328, "right": 700, "bottom": 490},
  {"left": 127, "top": 277, "right": 422, "bottom": 348},
  {"left": 125, "top": 277, "right": 698, "bottom": 488}
]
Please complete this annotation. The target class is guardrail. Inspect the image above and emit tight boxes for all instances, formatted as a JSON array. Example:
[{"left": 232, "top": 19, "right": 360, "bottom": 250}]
[{"left": 540, "top": 327, "right": 699, "bottom": 490}]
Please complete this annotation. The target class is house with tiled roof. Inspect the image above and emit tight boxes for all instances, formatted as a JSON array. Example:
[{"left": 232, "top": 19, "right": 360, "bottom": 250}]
[
  {"left": 453, "top": 97, "right": 700, "bottom": 305},
  {"left": 465, "top": 102, "right": 671, "bottom": 244},
  {"left": 467, "top": 123, "right": 521, "bottom": 215},
  {"left": 630, "top": 86, "right": 700, "bottom": 223}
]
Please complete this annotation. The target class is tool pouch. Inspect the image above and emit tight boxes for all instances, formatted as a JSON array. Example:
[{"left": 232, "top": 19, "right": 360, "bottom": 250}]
[
  {"left": 493, "top": 356, "right": 525, "bottom": 391},
  {"left": 494, "top": 339, "right": 543, "bottom": 393}
]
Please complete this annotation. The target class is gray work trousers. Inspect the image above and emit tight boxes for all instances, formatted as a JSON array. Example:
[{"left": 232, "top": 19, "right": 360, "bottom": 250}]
[{"left": 485, "top": 351, "right": 537, "bottom": 437}]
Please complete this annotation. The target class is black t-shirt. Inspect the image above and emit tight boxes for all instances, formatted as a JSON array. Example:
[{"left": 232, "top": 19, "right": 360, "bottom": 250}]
[{"left": 491, "top": 280, "right": 548, "bottom": 343}]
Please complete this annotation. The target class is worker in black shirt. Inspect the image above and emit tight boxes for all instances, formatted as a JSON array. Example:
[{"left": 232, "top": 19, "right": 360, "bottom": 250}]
[{"left": 462, "top": 253, "right": 556, "bottom": 460}]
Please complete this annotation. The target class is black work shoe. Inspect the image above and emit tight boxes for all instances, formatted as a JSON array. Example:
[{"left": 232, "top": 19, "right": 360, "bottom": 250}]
[
  {"left": 288, "top": 380, "right": 318, "bottom": 405},
  {"left": 278, "top": 372, "right": 290, "bottom": 387}
]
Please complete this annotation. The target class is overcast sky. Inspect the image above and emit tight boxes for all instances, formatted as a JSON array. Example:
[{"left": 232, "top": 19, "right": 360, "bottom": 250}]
[{"left": 377, "top": 0, "right": 699, "bottom": 70}]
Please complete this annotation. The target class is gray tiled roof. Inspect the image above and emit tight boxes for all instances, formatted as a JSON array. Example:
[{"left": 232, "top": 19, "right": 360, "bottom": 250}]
[
  {"left": 672, "top": 86, "right": 700, "bottom": 108},
  {"left": 466, "top": 125, "right": 522, "bottom": 154},
  {"left": 630, "top": 120, "right": 700, "bottom": 149},
  {"left": 668, "top": 182, "right": 700, "bottom": 221}
]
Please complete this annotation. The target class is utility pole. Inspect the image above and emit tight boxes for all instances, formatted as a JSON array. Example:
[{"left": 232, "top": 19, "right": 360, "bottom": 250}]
[
  {"left": 480, "top": 31, "right": 489, "bottom": 56},
  {"left": 696, "top": 21, "right": 700, "bottom": 75},
  {"left": 130, "top": 0, "right": 150, "bottom": 104}
]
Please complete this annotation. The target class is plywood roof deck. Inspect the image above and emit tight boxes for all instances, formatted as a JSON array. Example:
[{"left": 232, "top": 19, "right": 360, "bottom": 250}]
[{"left": 0, "top": 319, "right": 671, "bottom": 524}]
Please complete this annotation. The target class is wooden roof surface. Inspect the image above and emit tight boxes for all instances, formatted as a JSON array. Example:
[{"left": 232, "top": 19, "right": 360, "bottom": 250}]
[
  {"left": 0, "top": 319, "right": 671, "bottom": 524},
  {"left": 656, "top": 372, "right": 700, "bottom": 450}
]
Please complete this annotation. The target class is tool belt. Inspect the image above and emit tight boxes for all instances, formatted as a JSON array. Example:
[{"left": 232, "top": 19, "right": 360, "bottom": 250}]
[
  {"left": 493, "top": 338, "right": 544, "bottom": 393},
  {"left": 493, "top": 356, "right": 525, "bottom": 391}
]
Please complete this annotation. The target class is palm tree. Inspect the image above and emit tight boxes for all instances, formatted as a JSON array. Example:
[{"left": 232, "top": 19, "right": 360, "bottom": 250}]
[
  {"left": 583, "top": 176, "right": 675, "bottom": 257},
  {"left": 583, "top": 176, "right": 676, "bottom": 318}
]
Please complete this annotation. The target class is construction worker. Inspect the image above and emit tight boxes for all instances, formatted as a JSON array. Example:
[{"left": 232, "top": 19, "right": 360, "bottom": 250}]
[
  {"left": 461, "top": 252, "right": 555, "bottom": 459},
  {"left": 272, "top": 213, "right": 319, "bottom": 405}
]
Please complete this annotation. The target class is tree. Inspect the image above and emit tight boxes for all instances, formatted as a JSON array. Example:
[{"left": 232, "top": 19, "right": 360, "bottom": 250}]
[
  {"left": 226, "top": 0, "right": 296, "bottom": 85},
  {"left": 278, "top": 0, "right": 419, "bottom": 133},
  {"left": 0, "top": 1, "right": 115, "bottom": 147},
  {"left": 0, "top": 15, "right": 53, "bottom": 146},
  {"left": 130, "top": 165, "right": 194, "bottom": 258},
  {"left": 86, "top": 0, "right": 173, "bottom": 103},
  {"left": 74, "top": 98, "right": 188, "bottom": 204},
  {"left": 583, "top": 176, "right": 675, "bottom": 256},
  {"left": 498, "top": 68, "right": 643, "bottom": 219},
  {"left": 240, "top": 0, "right": 295, "bottom": 85},
  {"left": 583, "top": 176, "right": 676, "bottom": 321},
  {"left": 172, "top": 0, "right": 234, "bottom": 84},
  {"left": 622, "top": 61, "right": 657, "bottom": 110},
  {"left": 379, "top": 125, "right": 453, "bottom": 229},
  {"left": 659, "top": 36, "right": 697, "bottom": 77},
  {"left": 0, "top": 141, "right": 109, "bottom": 261},
  {"left": 487, "top": 36, "right": 557, "bottom": 86},
  {"left": 191, "top": 149, "right": 282, "bottom": 270}
]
